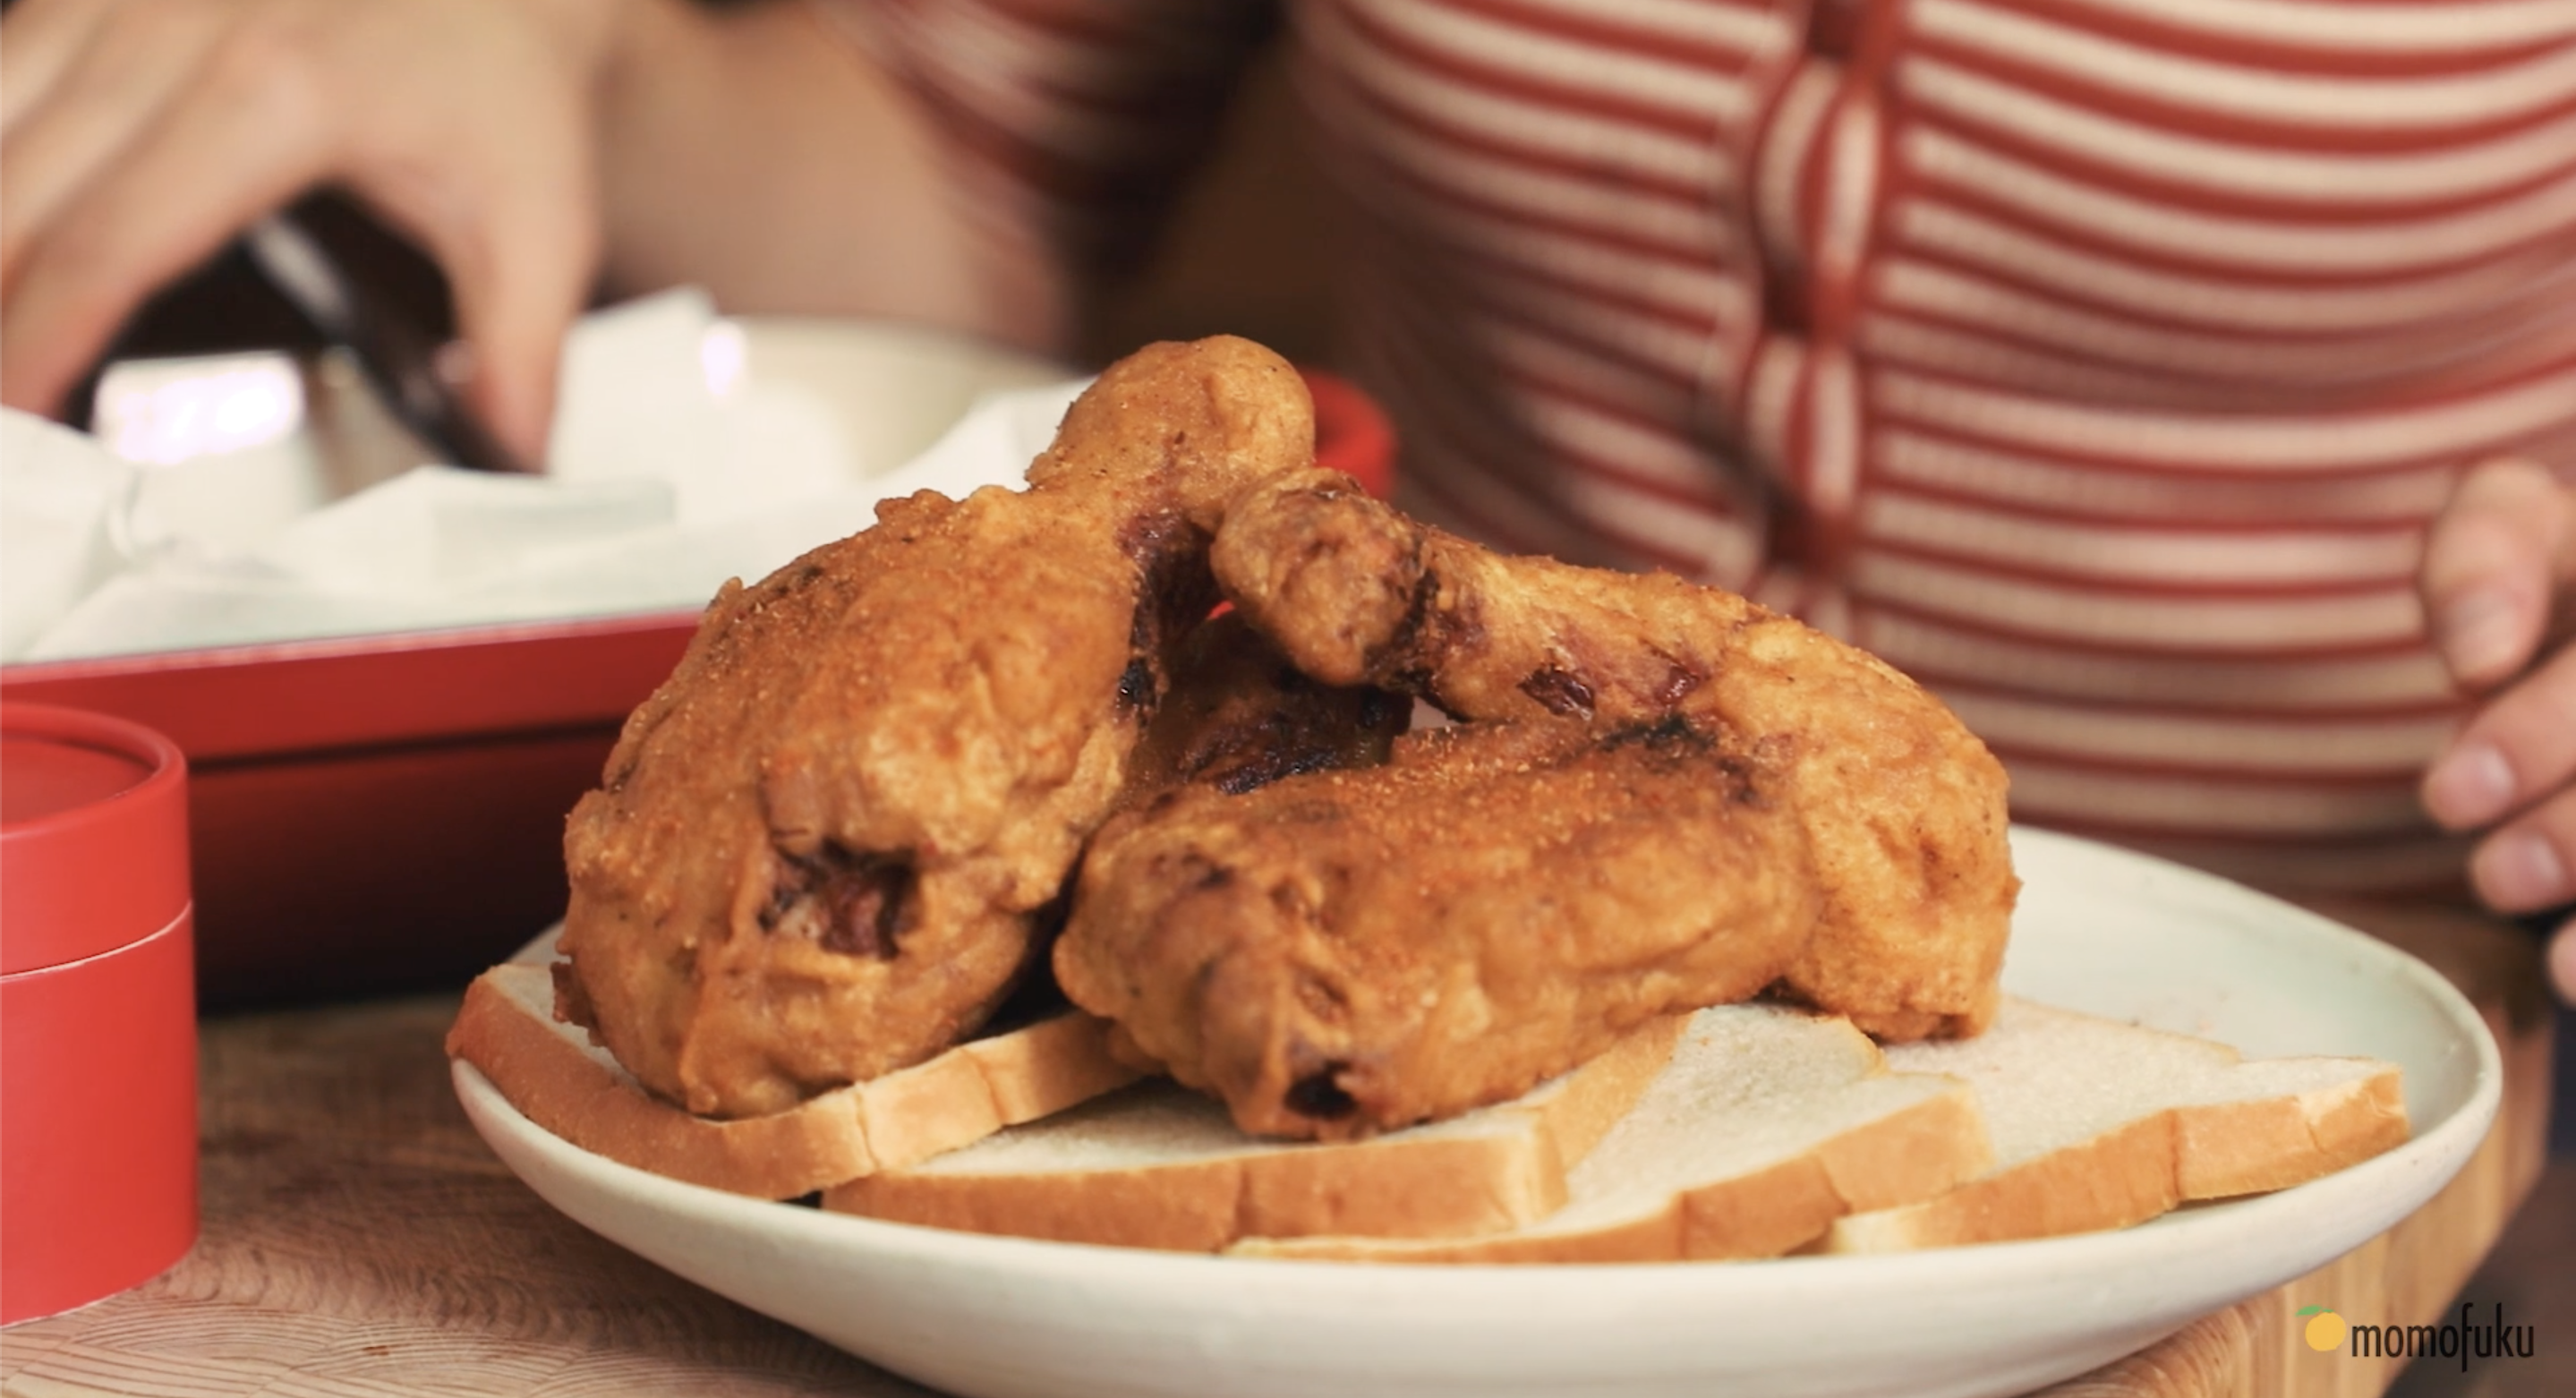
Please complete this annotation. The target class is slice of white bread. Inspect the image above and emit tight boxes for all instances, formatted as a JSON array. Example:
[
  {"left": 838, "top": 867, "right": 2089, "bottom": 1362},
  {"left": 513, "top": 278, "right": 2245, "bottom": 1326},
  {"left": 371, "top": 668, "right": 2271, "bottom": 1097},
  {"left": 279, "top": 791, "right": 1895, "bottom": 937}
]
[
  {"left": 822, "top": 1013, "right": 1690, "bottom": 1250},
  {"left": 1234, "top": 1003, "right": 1992, "bottom": 1263},
  {"left": 446, "top": 961, "right": 1143, "bottom": 1200},
  {"left": 1821, "top": 997, "right": 2410, "bottom": 1253}
]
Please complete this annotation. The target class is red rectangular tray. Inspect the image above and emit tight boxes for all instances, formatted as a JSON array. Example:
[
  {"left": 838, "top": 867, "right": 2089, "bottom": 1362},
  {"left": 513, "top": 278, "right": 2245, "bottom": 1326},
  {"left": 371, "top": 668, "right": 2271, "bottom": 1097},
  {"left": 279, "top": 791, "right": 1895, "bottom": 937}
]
[{"left": 2, "top": 612, "right": 699, "bottom": 1006}]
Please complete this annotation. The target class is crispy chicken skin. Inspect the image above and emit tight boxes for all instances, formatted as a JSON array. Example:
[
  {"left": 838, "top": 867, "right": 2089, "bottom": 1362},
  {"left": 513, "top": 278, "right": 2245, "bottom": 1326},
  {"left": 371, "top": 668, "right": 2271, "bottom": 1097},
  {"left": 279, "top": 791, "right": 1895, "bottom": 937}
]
[
  {"left": 1057, "top": 716, "right": 1821, "bottom": 1138},
  {"left": 1209, "top": 471, "right": 2018, "bottom": 1044},
  {"left": 1123, "top": 611, "right": 1411, "bottom": 800},
  {"left": 557, "top": 337, "right": 1318, "bottom": 1118}
]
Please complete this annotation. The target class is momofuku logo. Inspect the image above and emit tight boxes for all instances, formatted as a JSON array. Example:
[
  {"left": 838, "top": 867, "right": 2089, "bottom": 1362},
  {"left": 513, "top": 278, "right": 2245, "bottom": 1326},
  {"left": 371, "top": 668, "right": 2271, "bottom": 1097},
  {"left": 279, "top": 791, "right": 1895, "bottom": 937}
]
[{"left": 2302, "top": 1301, "right": 2537, "bottom": 1368}]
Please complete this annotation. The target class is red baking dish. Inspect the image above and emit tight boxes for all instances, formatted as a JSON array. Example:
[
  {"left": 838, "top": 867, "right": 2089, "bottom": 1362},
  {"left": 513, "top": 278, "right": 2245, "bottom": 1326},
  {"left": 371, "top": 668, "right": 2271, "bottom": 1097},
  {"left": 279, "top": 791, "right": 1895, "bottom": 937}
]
[
  {"left": 2, "top": 703, "right": 197, "bottom": 1322},
  {"left": 0, "top": 366, "right": 1395, "bottom": 1008}
]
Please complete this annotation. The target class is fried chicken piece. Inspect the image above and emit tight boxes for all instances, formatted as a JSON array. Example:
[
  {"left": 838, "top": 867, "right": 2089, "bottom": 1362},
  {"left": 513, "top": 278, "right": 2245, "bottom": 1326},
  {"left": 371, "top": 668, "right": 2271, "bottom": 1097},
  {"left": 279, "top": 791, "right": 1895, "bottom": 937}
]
[
  {"left": 557, "top": 338, "right": 1318, "bottom": 1119},
  {"left": 1210, "top": 472, "right": 2018, "bottom": 1042},
  {"left": 884, "top": 610, "right": 1414, "bottom": 1038},
  {"left": 1122, "top": 611, "right": 1411, "bottom": 800},
  {"left": 1056, "top": 715, "right": 1821, "bottom": 1139}
]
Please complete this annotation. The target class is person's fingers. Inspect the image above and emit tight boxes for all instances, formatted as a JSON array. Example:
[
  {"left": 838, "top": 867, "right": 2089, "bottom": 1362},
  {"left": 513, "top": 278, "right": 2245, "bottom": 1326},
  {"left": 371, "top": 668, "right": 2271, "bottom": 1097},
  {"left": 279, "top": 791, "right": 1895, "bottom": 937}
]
[
  {"left": 0, "top": 0, "right": 118, "bottom": 132},
  {"left": 0, "top": 0, "right": 610, "bottom": 445},
  {"left": 2466, "top": 779, "right": 2576, "bottom": 916},
  {"left": 0, "top": 3, "right": 230, "bottom": 284},
  {"left": 429, "top": 195, "right": 597, "bottom": 470},
  {"left": 0, "top": 32, "right": 336, "bottom": 419},
  {"left": 338, "top": 81, "right": 601, "bottom": 465},
  {"left": 2426, "top": 640, "right": 2576, "bottom": 831},
  {"left": 360, "top": 178, "right": 597, "bottom": 468},
  {"left": 2419, "top": 457, "right": 2574, "bottom": 690}
]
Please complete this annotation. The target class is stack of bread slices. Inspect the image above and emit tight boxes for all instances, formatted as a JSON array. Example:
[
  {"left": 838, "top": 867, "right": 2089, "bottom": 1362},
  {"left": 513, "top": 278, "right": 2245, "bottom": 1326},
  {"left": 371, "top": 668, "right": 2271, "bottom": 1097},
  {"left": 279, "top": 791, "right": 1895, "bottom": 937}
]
[{"left": 448, "top": 942, "right": 2408, "bottom": 1261}]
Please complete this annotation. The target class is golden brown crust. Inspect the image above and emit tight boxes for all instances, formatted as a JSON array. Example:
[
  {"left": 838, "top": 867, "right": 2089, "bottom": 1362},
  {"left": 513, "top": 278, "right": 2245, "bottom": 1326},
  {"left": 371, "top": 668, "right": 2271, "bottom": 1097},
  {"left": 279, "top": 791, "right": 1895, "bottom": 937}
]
[
  {"left": 1237, "top": 1070, "right": 1989, "bottom": 1264},
  {"left": 447, "top": 964, "right": 1143, "bottom": 1199},
  {"left": 822, "top": 1013, "right": 1685, "bottom": 1250},
  {"left": 2174, "top": 1069, "right": 2410, "bottom": 1199},
  {"left": 1824, "top": 1001, "right": 2412, "bottom": 1253},
  {"left": 1668, "top": 1088, "right": 1991, "bottom": 1262},
  {"left": 1825, "top": 1078, "right": 2406, "bottom": 1253},
  {"left": 1055, "top": 718, "right": 1818, "bottom": 1139},
  {"left": 1827, "top": 1114, "right": 2182, "bottom": 1252},
  {"left": 1211, "top": 473, "right": 2018, "bottom": 1042},
  {"left": 451, "top": 968, "right": 875, "bottom": 1198},
  {"left": 556, "top": 338, "right": 1318, "bottom": 1119},
  {"left": 1813, "top": 1084, "right": 1994, "bottom": 1214},
  {"left": 1119, "top": 611, "right": 1409, "bottom": 801},
  {"left": 1526, "top": 1010, "right": 1692, "bottom": 1168},
  {"left": 956, "top": 1012, "right": 1162, "bottom": 1132}
]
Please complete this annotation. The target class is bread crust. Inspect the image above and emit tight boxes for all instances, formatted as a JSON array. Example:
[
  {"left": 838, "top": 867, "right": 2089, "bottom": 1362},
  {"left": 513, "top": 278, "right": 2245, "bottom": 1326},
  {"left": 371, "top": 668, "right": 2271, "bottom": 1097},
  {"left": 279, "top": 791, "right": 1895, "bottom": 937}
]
[
  {"left": 447, "top": 964, "right": 1141, "bottom": 1199},
  {"left": 458, "top": 968, "right": 2407, "bottom": 1260},
  {"left": 1235, "top": 1044, "right": 1991, "bottom": 1264},
  {"left": 2177, "top": 1072, "right": 2410, "bottom": 1199},
  {"left": 1825, "top": 1113, "right": 2179, "bottom": 1253},
  {"left": 1821, "top": 1001, "right": 2412, "bottom": 1253},
  {"left": 823, "top": 1013, "right": 1686, "bottom": 1250}
]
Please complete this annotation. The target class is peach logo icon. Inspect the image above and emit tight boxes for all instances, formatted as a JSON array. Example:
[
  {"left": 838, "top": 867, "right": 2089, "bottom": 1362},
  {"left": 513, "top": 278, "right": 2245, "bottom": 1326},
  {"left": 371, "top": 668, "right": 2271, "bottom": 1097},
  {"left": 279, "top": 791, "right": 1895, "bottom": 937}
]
[{"left": 2299, "top": 1306, "right": 2347, "bottom": 1351}]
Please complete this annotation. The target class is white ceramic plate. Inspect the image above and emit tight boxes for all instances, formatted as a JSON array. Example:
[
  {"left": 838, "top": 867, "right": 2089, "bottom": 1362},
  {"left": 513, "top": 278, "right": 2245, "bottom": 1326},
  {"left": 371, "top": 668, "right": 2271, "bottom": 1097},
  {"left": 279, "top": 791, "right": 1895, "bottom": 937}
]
[{"left": 455, "top": 827, "right": 2500, "bottom": 1398}]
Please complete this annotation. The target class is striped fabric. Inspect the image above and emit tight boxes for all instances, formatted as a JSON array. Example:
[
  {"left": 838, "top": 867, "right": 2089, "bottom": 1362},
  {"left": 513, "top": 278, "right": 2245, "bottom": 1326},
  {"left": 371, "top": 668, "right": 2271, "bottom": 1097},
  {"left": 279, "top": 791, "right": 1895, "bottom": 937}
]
[
  {"left": 821, "top": 0, "right": 1277, "bottom": 277},
  {"left": 855, "top": 0, "right": 2576, "bottom": 897}
]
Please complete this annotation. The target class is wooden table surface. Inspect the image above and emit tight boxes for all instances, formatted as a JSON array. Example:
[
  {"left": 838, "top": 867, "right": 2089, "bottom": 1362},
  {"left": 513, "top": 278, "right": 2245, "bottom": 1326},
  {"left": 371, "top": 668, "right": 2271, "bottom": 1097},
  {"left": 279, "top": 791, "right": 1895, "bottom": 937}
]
[{"left": 0, "top": 907, "right": 2558, "bottom": 1398}]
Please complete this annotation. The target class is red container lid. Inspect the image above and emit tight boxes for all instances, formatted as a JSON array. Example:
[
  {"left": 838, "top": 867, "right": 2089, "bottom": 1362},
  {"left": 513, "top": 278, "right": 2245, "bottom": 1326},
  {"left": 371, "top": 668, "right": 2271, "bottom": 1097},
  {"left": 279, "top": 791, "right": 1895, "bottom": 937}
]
[{"left": 2, "top": 703, "right": 192, "bottom": 974}]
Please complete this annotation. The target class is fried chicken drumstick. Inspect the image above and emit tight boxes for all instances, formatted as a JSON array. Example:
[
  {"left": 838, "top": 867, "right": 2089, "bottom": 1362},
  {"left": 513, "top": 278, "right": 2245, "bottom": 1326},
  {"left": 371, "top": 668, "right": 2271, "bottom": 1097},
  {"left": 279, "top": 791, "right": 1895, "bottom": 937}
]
[
  {"left": 556, "top": 338, "right": 1332, "bottom": 1119},
  {"left": 1055, "top": 470, "right": 2014, "bottom": 1138},
  {"left": 1208, "top": 472, "right": 2018, "bottom": 1044},
  {"left": 1059, "top": 715, "right": 1821, "bottom": 1139}
]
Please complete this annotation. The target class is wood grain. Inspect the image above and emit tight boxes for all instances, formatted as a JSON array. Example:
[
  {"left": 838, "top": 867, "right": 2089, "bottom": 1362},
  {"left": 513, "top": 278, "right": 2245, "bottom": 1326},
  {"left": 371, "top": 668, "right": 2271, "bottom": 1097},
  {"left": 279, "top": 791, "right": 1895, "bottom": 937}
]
[
  {"left": 0, "top": 903, "right": 2551, "bottom": 1398},
  {"left": 0, "top": 996, "right": 925, "bottom": 1398}
]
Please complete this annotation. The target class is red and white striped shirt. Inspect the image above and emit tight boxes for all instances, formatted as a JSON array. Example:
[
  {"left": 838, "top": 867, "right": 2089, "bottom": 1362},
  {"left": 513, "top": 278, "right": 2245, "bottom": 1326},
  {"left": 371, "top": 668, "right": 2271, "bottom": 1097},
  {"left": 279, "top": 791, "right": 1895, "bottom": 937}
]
[{"left": 847, "top": 0, "right": 2576, "bottom": 898}]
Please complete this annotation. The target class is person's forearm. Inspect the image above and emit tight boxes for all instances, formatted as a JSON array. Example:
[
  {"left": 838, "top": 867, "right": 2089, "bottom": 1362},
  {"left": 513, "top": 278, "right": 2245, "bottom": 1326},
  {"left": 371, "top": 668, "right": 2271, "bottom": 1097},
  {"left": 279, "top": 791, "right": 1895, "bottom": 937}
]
[{"left": 593, "top": 0, "right": 1070, "bottom": 354}]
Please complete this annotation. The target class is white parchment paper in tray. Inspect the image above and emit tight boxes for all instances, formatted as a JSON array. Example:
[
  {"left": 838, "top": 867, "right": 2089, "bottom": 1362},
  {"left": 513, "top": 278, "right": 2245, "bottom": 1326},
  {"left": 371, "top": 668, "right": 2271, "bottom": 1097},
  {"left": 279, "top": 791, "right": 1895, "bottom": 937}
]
[{"left": 0, "top": 289, "right": 1086, "bottom": 663}]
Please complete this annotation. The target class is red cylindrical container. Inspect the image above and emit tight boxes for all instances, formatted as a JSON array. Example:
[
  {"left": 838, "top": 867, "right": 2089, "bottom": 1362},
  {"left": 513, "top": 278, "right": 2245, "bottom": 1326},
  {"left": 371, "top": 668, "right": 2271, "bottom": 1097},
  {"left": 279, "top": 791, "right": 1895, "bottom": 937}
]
[{"left": 2, "top": 702, "right": 197, "bottom": 1324}]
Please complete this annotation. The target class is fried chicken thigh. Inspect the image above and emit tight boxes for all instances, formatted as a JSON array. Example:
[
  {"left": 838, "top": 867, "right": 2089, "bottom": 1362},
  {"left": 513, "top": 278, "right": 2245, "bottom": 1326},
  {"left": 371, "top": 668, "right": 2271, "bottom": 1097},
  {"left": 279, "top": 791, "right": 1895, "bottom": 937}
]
[
  {"left": 557, "top": 338, "right": 1319, "bottom": 1119},
  {"left": 1209, "top": 472, "right": 2018, "bottom": 1044},
  {"left": 1057, "top": 716, "right": 1820, "bottom": 1138}
]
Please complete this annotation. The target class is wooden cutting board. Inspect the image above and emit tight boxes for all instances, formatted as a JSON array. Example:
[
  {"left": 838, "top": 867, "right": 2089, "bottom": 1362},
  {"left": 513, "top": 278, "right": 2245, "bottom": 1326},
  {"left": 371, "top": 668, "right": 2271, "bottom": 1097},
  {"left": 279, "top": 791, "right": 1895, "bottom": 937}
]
[{"left": 0, "top": 904, "right": 2550, "bottom": 1398}]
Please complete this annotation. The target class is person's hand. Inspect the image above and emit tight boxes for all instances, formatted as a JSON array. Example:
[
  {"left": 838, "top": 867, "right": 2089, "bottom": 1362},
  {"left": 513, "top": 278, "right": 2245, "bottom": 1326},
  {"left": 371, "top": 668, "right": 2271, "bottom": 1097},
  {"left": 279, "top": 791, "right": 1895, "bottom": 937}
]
[
  {"left": 2418, "top": 456, "right": 2576, "bottom": 1001},
  {"left": 0, "top": 0, "right": 624, "bottom": 464}
]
